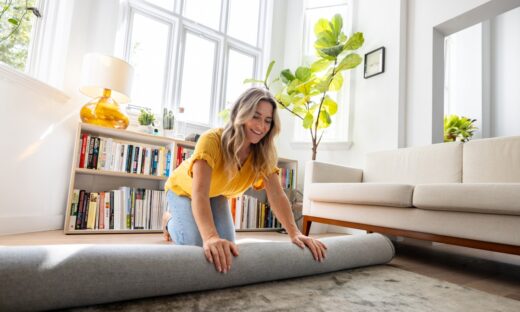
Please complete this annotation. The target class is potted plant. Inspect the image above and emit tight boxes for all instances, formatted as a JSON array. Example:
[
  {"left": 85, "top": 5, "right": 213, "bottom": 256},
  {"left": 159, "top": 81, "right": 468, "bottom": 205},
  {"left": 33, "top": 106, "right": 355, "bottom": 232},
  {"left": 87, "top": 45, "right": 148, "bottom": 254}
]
[
  {"left": 137, "top": 109, "right": 155, "bottom": 134},
  {"left": 444, "top": 114, "right": 478, "bottom": 142},
  {"left": 245, "top": 14, "right": 364, "bottom": 160},
  {"left": 162, "top": 108, "right": 175, "bottom": 137}
]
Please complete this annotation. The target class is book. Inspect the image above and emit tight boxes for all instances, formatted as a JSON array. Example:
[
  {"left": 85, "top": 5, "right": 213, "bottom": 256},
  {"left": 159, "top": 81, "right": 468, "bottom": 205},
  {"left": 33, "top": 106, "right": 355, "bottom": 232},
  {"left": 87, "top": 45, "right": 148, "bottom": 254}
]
[
  {"left": 87, "top": 192, "right": 98, "bottom": 229},
  {"left": 69, "top": 190, "right": 80, "bottom": 230},
  {"left": 78, "top": 134, "right": 88, "bottom": 168}
]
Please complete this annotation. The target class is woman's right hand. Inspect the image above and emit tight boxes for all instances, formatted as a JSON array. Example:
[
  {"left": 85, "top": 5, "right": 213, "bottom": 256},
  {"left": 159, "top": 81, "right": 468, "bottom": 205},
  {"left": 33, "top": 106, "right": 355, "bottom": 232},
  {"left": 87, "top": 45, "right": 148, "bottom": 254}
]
[{"left": 203, "top": 236, "right": 239, "bottom": 273}]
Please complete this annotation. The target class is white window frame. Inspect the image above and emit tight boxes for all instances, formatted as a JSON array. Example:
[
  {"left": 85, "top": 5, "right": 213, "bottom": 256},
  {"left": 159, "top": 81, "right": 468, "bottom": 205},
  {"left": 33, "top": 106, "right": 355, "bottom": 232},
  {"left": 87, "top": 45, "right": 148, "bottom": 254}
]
[
  {"left": 291, "top": 0, "right": 353, "bottom": 148},
  {"left": 118, "top": 0, "right": 271, "bottom": 128}
]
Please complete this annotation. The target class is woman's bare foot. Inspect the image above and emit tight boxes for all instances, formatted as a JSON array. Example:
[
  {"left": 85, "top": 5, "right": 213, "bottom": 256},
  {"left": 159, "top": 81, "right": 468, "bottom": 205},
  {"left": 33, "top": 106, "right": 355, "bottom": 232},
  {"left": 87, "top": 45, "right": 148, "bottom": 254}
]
[{"left": 162, "top": 211, "right": 172, "bottom": 242}]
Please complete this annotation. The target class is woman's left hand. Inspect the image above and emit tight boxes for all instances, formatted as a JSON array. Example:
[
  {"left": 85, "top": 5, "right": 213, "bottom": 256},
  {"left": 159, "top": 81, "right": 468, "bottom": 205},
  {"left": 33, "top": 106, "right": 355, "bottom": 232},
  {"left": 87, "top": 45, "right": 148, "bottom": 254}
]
[{"left": 290, "top": 233, "right": 327, "bottom": 262}]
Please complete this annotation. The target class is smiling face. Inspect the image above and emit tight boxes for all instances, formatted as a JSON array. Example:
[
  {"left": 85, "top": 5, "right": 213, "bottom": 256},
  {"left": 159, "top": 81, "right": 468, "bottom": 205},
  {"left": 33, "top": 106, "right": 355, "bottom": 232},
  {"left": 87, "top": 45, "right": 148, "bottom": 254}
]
[{"left": 243, "top": 100, "right": 274, "bottom": 145}]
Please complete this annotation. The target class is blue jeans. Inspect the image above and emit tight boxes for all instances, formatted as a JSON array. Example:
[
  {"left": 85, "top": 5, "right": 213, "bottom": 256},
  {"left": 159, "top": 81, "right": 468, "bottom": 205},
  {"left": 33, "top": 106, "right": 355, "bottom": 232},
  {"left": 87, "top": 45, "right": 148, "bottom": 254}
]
[{"left": 166, "top": 191, "right": 235, "bottom": 246}]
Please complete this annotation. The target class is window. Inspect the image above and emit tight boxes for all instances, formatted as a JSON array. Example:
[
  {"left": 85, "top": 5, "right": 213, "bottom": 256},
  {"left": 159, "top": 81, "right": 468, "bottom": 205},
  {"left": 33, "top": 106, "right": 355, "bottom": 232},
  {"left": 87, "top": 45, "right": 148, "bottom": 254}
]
[
  {"left": 121, "top": 0, "right": 269, "bottom": 127},
  {"left": 0, "top": 0, "right": 42, "bottom": 72},
  {"left": 293, "top": 0, "right": 352, "bottom": 144}
]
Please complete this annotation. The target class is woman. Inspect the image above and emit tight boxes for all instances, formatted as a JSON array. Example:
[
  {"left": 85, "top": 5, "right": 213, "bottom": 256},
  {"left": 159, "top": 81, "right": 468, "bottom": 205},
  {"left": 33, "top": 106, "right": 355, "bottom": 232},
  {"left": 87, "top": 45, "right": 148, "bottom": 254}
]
[{"left": 163, "top": 87, "right": 327, "bottom": 273}]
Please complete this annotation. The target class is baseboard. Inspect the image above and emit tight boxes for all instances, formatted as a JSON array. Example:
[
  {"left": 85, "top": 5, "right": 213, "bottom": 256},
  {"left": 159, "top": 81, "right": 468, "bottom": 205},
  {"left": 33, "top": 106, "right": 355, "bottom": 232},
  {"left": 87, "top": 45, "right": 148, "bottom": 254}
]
[{"left": 0, "top": 215, "right": 64, "bottom": 235}]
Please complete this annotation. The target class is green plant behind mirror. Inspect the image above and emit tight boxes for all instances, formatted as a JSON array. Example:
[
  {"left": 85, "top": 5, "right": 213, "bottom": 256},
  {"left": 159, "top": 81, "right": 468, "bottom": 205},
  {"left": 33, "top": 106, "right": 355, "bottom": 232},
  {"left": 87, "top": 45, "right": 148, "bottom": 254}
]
[
  {"left": 244, "top": 14, "right": 364, "bottom": 160},
  {"left": 0, "top": 0, "right": 42, "bottom": 71},
  {"left": 444, "top": 114, "right": 478, "bottom": 142},
  {"left": 138, "top": 109, "right": 155, "bottom": 126}
]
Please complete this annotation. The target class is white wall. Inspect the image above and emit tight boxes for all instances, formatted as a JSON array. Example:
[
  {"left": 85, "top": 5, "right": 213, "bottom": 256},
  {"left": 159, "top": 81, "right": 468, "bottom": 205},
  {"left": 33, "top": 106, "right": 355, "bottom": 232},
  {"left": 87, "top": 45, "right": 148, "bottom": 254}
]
[
  {"left": 406, "top": 0, "right": 491, "bottom": 147},
  {"left": 0, "top": 0, "right": 122, "bottom": 235},
  {"left": 276, "top": 0, "right": 406, "bottom": 190},
  {"left": 0, "top": 66, "right": 74, "bottom": 234},
  {"left": 491, "top": 6, "right": 520, "bottom": 137}
]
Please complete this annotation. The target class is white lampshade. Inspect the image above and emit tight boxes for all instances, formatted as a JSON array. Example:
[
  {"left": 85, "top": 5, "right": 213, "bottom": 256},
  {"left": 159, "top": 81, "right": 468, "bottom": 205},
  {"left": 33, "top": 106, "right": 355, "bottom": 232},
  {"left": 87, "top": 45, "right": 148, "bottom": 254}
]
[{"left": 80, "top": 53, "right": 134, "bottom": 104}]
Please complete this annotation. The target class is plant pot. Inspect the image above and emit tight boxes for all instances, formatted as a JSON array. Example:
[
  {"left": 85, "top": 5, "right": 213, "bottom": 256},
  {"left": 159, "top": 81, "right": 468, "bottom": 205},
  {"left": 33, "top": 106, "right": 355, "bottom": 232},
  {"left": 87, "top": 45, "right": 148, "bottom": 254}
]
[
  {"left": 163, "top": 129, "right": 175, "bottom": 137},
  {"left": 138, "top": 125, "right": 154, "bottom": 134}
]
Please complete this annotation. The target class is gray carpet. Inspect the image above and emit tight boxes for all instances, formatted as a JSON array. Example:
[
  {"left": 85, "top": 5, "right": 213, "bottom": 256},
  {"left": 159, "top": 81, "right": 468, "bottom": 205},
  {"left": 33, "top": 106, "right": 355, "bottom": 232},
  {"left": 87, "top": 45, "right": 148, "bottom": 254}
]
[
  {"left": 0, "top": 234, "right": 394, "bottom": 311},
  {"left": 69, "top": 265, "right": 520, "bottom": 312}
]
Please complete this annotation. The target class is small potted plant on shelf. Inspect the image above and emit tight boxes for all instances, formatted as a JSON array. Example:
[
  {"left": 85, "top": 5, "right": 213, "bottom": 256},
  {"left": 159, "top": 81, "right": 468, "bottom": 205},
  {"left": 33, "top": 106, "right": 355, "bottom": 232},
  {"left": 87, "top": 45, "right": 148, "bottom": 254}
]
[
  {"left": 137, "top": 109, "right": 156, "bottom": 134},
  {"left": 162, "top": 108, "right": 175, "bottom": 137}
]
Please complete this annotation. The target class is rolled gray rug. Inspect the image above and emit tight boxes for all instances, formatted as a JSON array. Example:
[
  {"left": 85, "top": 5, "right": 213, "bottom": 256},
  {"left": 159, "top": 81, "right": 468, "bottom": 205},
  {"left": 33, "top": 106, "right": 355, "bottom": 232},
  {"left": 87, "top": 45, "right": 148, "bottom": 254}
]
[{"left": 0, "top": 233, "right": 394, "bottom": 311}]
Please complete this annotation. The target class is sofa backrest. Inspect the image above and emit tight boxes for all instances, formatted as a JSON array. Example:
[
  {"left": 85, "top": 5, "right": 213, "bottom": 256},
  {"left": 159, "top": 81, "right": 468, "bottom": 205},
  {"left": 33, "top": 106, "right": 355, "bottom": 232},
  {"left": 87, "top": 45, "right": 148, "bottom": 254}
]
[
  {"left": 363, "top": 142, "right": 462, "bottom": 184},
  {"left": 463, "top": 136, "right": 520, "bottom": 183}
]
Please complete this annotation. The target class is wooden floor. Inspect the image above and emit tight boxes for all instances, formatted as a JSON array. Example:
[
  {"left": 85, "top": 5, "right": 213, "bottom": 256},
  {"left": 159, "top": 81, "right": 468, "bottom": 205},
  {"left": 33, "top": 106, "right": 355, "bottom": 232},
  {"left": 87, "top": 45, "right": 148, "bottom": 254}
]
[{"left": 1, "top": 230, "right": 519, "bottom": 301}]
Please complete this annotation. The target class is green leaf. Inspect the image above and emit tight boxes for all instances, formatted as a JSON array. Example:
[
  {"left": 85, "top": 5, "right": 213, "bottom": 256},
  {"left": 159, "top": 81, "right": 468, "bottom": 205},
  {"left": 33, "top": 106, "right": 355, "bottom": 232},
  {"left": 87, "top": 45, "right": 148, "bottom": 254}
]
[
  {"left": 310, "top": 59, "right": 332, "bottom": 72},
  {"left": 8, "top": 18, "right": 19, "bottom": 25},
  {"left": 322, "top": 96, "right": 338, "bottom": 115},
  {"left": 316, "top": 49, "right": 337, "bottom": 60},
  {"left": 243, "top": 78, "right": 265, "bottom": 84},
  {"left": 293, "top": 106, "right": 308, "bottom": 118},
  {"left": 315, "top": 75, "right": 332, "bottom": 93},
  {"left": 343, "top": 32, "right": 364, "bottom": 51},
  {"left": 337, "top": 53, "right": 362, "bottom": 71},
  {"left": 314, "top": 35, "right": 336, "bottom": 49},
  {"left": 280, "top": 69, "right": 295, "bottom": 84},
  {"left": 295, "top": 66, "right": 312, "bottom": 82},
  {"left": 314, "top": 18, "right": 333, "bottom": 36},
  {"left": 303, "top": 113, "right": 314, "bottom": 129},
  {"left": 331, "top": 14, "right": 343, "bottom": 38},
  {"left": 309, "top": 103, "right": 319, "bottom": 114},
  {"left": 329, "top": 74, "right": 343, "bottom": 91},
  {"left": 318, "top": 110, "right": 332, "bottom": 129},
  {"left": 265, "top": 60, "right": 275, "bottom": 82},
  {"left": 320, "top": 44, "right": 344, "bottom": 58}
]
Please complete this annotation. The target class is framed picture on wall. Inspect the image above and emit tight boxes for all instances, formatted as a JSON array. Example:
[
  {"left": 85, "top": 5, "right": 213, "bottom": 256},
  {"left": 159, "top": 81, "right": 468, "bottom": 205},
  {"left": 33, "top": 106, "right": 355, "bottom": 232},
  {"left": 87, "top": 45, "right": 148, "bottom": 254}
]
[{"left": 364, "top": 47, "right": 385, "bottom": 78}]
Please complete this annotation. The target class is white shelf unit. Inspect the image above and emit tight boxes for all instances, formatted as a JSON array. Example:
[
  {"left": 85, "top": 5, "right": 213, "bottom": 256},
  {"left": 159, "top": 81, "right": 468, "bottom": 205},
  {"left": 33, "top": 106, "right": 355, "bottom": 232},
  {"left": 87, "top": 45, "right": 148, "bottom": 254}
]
[{"left": 63, "top": 123, "right": 195, "bottom": 234}]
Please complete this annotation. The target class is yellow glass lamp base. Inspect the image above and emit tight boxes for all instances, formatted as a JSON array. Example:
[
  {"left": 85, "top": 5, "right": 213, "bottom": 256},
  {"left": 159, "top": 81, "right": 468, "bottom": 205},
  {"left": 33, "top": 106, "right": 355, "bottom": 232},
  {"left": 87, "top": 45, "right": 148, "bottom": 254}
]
[{"left": 80, "top": 89, "right": 129, "bottom": 129}]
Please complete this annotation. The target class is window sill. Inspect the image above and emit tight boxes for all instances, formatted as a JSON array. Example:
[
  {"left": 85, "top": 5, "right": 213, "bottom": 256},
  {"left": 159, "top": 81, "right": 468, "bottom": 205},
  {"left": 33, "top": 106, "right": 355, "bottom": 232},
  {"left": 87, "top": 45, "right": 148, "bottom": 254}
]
[
  {"left": 0, "top": 63, "right": 69, "bottom": 103},
  {"left": 290, "top": 141, "right": 353, "bottom": 150}
]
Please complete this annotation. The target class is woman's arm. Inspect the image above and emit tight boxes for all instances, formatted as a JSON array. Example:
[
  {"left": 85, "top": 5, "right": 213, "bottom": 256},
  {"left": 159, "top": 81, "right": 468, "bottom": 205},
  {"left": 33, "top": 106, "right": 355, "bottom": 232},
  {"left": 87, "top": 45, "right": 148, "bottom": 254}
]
[
  {"left": 191, "top": 160, "right": 239, "bottom": 273},
  {"left": 264, "top": 172, "right": 327, "bottom": 262}
]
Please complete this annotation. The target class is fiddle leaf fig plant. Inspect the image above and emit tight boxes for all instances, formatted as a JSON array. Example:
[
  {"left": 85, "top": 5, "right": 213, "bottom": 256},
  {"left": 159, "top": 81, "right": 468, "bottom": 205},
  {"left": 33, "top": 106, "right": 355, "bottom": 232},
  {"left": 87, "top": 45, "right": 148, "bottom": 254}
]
[
  {"left": 444, "top": 114, "right": 478, "bottom": 142},
  {"left": 245, "top": 14, "right": 364, "bottom": 160}
]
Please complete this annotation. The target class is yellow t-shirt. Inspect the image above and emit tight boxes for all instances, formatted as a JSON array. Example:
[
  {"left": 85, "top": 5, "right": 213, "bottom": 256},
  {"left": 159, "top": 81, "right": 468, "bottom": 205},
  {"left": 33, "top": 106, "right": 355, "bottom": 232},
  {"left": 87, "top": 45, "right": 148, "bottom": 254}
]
[{"left": 165, "top": 128, "right": 279, "bottom": 198}]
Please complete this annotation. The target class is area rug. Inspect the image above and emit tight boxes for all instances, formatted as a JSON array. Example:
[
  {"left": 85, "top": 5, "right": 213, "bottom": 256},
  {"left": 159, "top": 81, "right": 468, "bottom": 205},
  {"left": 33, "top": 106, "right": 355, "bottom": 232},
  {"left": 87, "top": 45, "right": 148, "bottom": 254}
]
[{"left": 70, "top": 265, "right": 520, "bottom": 312}]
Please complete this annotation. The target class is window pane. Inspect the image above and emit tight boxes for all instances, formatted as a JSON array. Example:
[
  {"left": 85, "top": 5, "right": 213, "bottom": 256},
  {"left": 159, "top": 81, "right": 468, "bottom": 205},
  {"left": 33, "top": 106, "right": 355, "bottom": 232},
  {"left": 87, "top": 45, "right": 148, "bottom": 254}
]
[
  {"left": 179, "top": 32, "right": 216, "bottom": 125},
  {"left": 225, "top": 49, "right": 254, "bottom": 107},
  {"left": 145, "top": 0, "right": 175, "bottom": 11},
  {"left": 183, "top": 0, "right": 221, "bottom": 30},
  {"left": 128, "top": 13, "right": 170, "bottom": 113},
  {"left": 303, "top": 5, "right": 348, "bottom": 58},
  {"left": 227, "top": 0, "right": 260, "bottom": 46},
  {"left": 0, "top": 0, "right": 37, "bottom": 71}
]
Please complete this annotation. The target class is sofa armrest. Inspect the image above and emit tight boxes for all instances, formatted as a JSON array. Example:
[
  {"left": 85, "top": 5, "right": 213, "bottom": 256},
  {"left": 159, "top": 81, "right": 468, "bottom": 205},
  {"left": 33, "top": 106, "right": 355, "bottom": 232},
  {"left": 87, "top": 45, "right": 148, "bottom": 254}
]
[{"left": 303, "top": 161, "right": 363, "bottom": 215}]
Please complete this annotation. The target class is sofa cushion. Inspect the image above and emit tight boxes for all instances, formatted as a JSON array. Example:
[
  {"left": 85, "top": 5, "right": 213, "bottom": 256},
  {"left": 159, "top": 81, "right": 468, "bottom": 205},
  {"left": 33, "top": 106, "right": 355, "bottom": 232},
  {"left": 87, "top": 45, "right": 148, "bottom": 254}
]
[
  {"left": 413, "top": 183, "right": 520, "bottom": 216},
  {"left": 463, "top": 136, "right": 520, "bottom": 183},
  {"left": 307, "top": 183, "right": 414, "bottom": 208},
  {"left": 363, "top": 142, "right": 462, "bottom": 184}
]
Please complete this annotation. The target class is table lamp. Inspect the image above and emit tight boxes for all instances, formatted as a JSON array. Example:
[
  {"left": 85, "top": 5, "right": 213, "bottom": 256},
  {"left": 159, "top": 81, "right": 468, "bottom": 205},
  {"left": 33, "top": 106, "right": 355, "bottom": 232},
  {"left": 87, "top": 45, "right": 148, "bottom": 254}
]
[{"left": 79, "top": 53, "right": 134, "bottom": 129}]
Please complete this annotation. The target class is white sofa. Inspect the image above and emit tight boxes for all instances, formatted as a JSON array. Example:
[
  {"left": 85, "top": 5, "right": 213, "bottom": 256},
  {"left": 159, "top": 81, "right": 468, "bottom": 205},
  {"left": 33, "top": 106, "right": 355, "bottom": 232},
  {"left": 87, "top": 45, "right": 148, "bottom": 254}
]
[{"left": 303, "top": 136, "right": 520, "bottom": 255}]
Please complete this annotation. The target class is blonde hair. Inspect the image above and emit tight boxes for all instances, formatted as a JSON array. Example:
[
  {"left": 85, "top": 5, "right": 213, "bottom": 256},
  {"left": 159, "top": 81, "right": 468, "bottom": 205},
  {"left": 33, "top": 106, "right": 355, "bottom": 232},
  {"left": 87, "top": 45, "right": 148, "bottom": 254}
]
[{"left": 221, "top": 87, "right": 281, "bottom": 179}]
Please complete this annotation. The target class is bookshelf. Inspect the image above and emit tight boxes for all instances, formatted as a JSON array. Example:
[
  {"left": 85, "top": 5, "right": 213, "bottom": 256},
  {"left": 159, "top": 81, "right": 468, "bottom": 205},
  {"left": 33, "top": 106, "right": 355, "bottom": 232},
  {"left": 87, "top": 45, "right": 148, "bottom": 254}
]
[
  {"left": 63, "top": 123, "right": 195, "bottom": 234},
  {"left": 64, "top": 123, "right": 300, "bottom": 235},
  {"left": 232, "top": 157, "right": 299, "bottom": 232}
]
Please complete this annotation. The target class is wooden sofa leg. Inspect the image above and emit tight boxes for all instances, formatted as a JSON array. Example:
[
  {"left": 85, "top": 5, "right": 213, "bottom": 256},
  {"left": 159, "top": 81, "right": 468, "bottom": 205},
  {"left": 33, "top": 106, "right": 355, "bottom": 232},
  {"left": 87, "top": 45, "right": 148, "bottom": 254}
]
[{"left": 302, "top": 216, "right": 312, "bottom": 236}]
